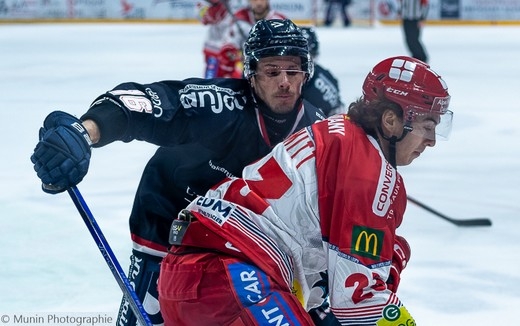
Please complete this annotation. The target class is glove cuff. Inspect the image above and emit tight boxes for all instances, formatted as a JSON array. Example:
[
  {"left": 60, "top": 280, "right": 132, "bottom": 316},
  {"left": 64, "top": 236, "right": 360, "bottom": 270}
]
[{"left": 44, "top": 111, "right": 93, "bottom": 148}]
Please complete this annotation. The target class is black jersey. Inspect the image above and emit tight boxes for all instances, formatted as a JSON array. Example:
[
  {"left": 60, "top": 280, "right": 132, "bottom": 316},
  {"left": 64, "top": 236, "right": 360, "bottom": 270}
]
[
  {"left": 303, "top": 63, "right": 345, "bottom": 117},
  {"left": 81, "top": 77, "right": 325, "bottom": 256}
]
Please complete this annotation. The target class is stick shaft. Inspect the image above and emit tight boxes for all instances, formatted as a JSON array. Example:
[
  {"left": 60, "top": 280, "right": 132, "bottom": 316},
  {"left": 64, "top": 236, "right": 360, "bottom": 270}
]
[
  {"left": 407, "top": 196, "right": 492, "bottom": 227},
  {"left": 67, "top": 186, "right": 152, "bottom": 326}
]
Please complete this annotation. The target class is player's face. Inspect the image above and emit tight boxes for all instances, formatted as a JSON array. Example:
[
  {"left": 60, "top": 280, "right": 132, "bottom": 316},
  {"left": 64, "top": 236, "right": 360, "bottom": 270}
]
[
  {"left": 395, "top": 114, "right": 438, "bottom": 166},
  {"left": 249, "top": 0, "right": 270, "bottom": 19},
  {"left": 250, "top": 56, "right": 306, "bottom": 114}
]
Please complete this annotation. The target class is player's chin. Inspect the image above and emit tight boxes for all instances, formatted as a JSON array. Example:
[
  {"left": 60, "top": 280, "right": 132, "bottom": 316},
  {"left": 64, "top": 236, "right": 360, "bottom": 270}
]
[
  {"left": 271, "top": 100, "right": 297, "bottom": 114},
  {"left": 403, "top": 153, "right": 421, "bottom": 165}
]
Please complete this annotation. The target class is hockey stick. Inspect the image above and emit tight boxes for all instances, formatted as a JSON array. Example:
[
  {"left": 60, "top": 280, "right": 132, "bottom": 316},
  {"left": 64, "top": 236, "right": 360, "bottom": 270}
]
[
  {"left": 67, "top": 186, "right": 152, "bottom": 326},
  {"left": 407, "top": 196, "right": 492, "bottom": 227}
]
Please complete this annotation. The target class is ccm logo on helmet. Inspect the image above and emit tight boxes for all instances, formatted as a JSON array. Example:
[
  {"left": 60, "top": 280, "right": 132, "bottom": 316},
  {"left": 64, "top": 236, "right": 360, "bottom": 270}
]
[{"left": 385, "top": 86, "right": 408, "bottom": 97}]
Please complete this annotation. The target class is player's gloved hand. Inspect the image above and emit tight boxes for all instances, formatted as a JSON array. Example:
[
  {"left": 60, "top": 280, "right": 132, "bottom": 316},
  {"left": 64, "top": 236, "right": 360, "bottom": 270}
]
[
  {"left": 30, "top": 111, "right": 92, "bottom": 194},
  {"left": 218, "top": 44, "right": 240, "bottom": 74},
  {"left": 309, "top": 300, "right": 341, "bottom": 325},
  {"left": 386, "top": 235, "right": 411, "bottom": 293}
]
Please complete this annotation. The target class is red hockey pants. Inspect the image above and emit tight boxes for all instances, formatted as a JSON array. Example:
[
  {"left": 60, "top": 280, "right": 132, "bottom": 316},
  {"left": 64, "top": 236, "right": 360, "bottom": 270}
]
[{"left": 158, "top": 247, "right": 314, "bottom": 326}]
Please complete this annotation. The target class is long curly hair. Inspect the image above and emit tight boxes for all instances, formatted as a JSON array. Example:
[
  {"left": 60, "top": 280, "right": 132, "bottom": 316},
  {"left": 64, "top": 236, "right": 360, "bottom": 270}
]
[{"left": 347, "top": 97, "right": 403, "bottom": 138}]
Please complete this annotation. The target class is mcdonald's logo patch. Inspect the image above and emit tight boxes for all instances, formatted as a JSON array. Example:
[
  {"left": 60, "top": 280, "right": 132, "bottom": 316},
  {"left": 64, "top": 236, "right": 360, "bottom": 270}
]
[{"left": 351, "top": 226, "right": 384, "bottom": 260}]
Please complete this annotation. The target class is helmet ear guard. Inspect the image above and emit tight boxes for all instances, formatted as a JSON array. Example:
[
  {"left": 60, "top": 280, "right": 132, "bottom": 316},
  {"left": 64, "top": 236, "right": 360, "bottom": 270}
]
[{"left": 243, "top": 19, "right": 314, "bottom": 81}]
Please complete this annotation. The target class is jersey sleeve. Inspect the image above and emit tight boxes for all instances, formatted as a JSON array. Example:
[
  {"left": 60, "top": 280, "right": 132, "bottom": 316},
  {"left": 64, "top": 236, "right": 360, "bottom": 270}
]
[{"left": 81, "top": 78, "right": 250, "bottom": 147}]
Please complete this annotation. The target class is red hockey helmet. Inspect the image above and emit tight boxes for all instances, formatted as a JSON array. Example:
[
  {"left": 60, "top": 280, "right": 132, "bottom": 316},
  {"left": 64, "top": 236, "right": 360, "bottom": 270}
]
[{"left": 363, "top": 56, "right": 452, "bottom": 139}]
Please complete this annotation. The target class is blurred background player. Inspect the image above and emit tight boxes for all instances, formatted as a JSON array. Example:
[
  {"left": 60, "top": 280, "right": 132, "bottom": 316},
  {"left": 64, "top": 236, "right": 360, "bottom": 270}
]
[
  {"left": 199, "top": 0, "right": 286, "bottom": 79},
  {"left": 198, "top": 0, "right": 243, "bottom": 78},
  {"left": 323, "top": 0, "right": 352, "bottom": 27},
  {"left": 400, "top": 0, "right": 429, "bottom": 62},
  {"left": 233, "top": 0, "right": 286, "bottom": 33},
  {"left": 300, "top": 26, "right": 345, "bottom": 116}
]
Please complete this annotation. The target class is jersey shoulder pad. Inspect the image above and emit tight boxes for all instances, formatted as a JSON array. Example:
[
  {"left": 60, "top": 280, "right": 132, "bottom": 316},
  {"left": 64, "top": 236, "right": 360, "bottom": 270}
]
[{"left": 303, "top": 99, "right": 326, "bottom": 122}]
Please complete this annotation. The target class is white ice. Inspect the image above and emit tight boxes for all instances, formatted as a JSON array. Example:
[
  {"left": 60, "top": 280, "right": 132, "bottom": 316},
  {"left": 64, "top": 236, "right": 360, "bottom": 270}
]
[{"left": 1, "top": 22, "right": 519, "bottom": 325}]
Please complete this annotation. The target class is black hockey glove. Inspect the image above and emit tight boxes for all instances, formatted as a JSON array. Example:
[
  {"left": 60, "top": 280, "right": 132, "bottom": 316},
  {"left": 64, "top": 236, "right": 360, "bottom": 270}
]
[
  {"left": 309, "top": 301, "right": 341, "bottom": 326},
  {"left": 30, "top": 111, "right": 92, "bottom": 194}
]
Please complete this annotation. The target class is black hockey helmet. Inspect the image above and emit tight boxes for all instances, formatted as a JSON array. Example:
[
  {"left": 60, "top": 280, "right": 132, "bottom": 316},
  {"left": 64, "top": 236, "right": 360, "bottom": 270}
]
[
  {"left": 243, "top": 18, "right": 314, "bottom": 80},
  {"left": 300, "top": 26, "right": 319, "bottom": 57}
]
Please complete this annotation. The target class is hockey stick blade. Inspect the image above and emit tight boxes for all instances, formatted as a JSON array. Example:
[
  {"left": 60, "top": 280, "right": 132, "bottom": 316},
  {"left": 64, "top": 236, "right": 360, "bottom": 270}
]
[
  {"left": 407, "top": 196, "right": 492, "bottom": 227},
  {"left": 67, "top": 186, "right": 153, "bottom": 326}
]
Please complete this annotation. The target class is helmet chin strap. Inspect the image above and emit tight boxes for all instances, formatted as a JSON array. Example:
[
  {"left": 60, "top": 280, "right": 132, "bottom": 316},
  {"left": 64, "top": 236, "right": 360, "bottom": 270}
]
[{"left": 377, "top": 124, "right": 413, "bottom": 169}]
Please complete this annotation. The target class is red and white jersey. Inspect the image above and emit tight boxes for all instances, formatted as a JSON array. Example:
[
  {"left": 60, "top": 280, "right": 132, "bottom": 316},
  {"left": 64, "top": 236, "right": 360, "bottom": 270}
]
[
  {"left": 199, "top": 2, "right": 235, "bottom": 54},
  {"left": 227, "top": 7, "right": 287, "bottom": 50},
  {"left": 200, "top": 4, "right": 286, "bottom": 54},
  {"left": 183, "top": 115, "right": 413, "bottom": 324}
]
